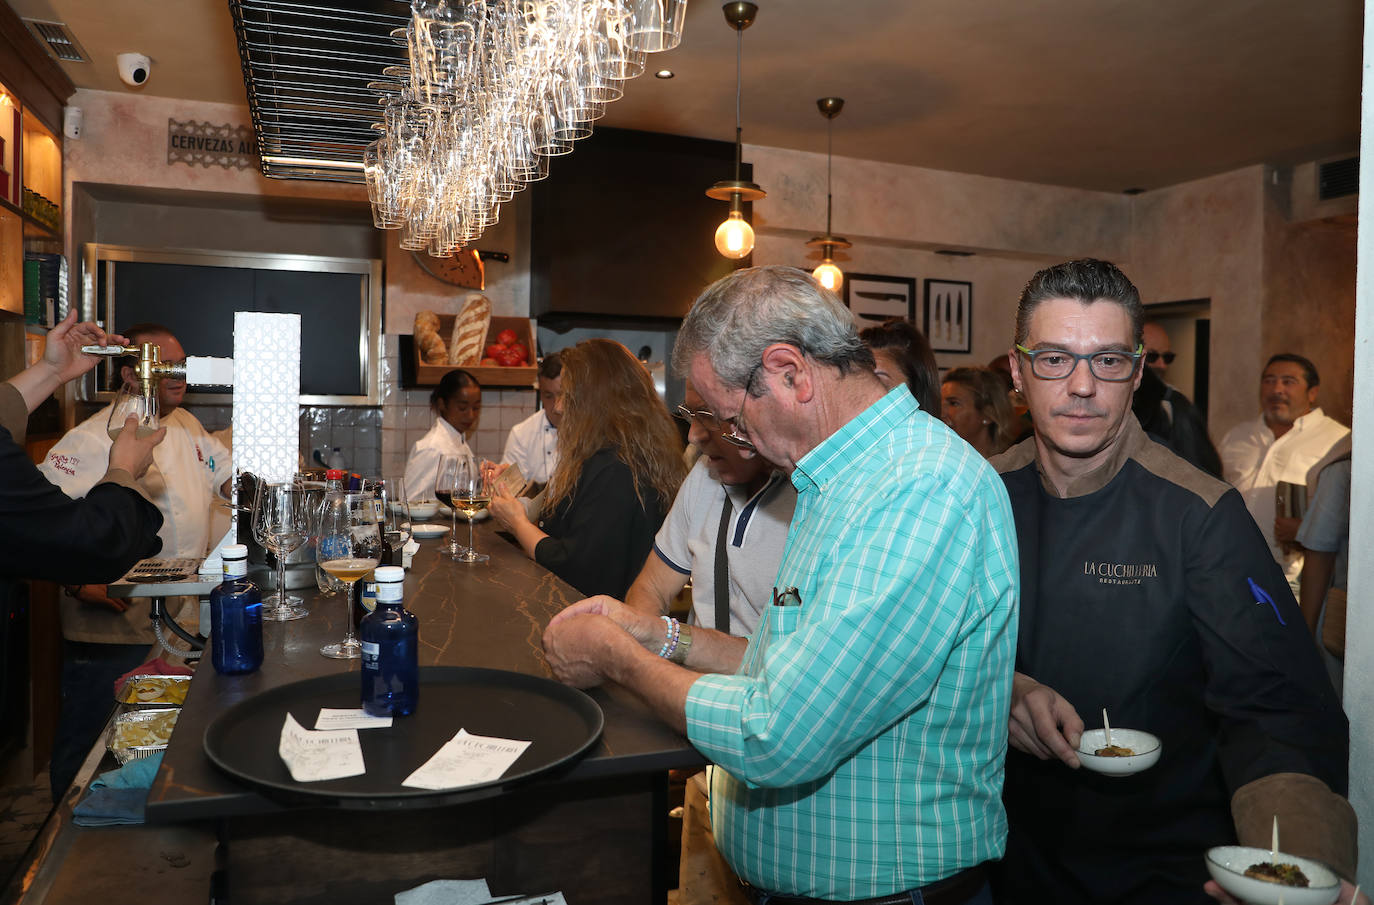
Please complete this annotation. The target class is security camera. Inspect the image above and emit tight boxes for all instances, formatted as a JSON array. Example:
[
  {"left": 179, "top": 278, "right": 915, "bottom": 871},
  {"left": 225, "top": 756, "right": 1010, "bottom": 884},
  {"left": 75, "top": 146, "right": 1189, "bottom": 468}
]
[{"left": 116, "top": 53, "right": 151, "bottom": 88}]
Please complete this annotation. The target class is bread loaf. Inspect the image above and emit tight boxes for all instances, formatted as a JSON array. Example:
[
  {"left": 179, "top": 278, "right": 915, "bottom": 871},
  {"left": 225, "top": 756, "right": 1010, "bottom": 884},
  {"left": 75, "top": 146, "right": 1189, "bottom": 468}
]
[
  {"left": 448, "top": 294, "right": 492, "bottom": 366},
  {"left": 413, "top": 310, "right": 448, "bottom": 364}
]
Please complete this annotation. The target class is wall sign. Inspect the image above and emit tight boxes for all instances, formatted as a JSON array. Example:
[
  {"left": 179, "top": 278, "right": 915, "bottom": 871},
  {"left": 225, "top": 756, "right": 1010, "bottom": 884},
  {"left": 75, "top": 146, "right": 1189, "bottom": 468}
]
[{"left": 167, "top": 119, "right": 258, "bottom": 170}]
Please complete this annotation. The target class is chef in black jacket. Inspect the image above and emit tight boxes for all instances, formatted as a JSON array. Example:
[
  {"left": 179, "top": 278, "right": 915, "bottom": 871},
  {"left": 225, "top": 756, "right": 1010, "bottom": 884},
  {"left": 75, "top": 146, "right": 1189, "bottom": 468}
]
[
  {"left": 988, "top": 259, "right": 1359, "bottom": 905},
  {"left": 0, "top": 311, "right": 164, "bottom": 584}
]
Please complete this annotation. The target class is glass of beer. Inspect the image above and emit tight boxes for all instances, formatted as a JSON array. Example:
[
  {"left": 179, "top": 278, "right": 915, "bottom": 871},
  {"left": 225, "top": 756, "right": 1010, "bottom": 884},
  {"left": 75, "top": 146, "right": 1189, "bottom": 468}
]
[{"left": 107, "top": 380, "right": 159, "bottom": 441}]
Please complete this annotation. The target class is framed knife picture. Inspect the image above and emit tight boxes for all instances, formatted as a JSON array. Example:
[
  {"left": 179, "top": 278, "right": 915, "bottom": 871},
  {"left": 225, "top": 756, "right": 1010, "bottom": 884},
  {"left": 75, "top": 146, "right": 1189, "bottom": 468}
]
[
  {"left": 924, "top": 279, "right": 973, "bottom": 353},
  {"left": 843, "top": 273, "right": 917, "bottom": 325}
]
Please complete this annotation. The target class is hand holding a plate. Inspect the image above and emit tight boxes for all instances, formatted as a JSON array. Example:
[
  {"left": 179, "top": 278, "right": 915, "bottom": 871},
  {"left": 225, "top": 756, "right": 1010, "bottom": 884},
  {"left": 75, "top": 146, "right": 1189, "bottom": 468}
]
[
  {"left": 1008, "top": 671, "right": 1083, "bottom": 767},
  {"left": 1204, "top": 874, "right": 1365, "bottom": 905}
]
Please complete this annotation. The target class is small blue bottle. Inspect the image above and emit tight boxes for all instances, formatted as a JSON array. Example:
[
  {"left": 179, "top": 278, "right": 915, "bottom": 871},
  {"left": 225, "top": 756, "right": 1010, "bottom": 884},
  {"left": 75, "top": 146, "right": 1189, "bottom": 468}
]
[
  {"left": 359, "top": 565, "right": 418, "bottom": 716},
  {"left": 210, "top": 543, "right": 263, "bottom": 675}
]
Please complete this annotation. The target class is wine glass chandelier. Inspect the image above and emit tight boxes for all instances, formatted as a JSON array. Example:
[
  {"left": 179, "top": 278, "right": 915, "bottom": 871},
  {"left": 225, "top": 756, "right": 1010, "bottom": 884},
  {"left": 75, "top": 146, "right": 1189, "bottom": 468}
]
[{"left": 364, "top": 0, "right": 687, "bottom": 257}]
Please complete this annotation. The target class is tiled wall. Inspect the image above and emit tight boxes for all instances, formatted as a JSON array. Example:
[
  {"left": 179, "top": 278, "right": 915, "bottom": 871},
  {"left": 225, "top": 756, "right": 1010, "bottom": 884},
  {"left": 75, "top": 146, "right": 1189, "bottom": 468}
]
[{"left": 187, "top": 334, "right": 538, "bottom": 481}]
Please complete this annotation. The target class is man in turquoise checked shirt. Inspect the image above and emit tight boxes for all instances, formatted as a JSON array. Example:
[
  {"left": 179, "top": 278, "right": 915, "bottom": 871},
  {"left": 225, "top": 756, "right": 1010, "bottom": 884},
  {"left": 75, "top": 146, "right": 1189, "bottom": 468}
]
[{"left": 543, "top": 265, "right": 1020, "bottom": 905}]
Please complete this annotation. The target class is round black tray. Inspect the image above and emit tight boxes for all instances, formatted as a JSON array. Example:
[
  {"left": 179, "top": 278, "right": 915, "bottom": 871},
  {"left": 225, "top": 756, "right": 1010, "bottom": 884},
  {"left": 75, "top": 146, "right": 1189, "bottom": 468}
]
[{"left": 203, "top": 666, "right": 603, "bottom": 809}]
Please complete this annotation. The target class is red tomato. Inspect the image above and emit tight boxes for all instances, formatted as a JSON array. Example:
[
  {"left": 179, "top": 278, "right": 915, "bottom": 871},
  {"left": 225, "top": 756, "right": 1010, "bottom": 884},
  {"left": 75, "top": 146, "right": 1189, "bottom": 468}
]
[
  {"left": 485, "top": 343, "right": 506, "bottom": 359},
  {"left": 480, "top": 357, "right": 498, "bottom": 366},
  {"left": 494, "top": 348, "right": 523, "bottom": 367},
  {"left": 496, "top": 328, "right": 519, "bottom": 346},
  {"left": 508, "top": 342, "right": 529, "bottom": 363}
]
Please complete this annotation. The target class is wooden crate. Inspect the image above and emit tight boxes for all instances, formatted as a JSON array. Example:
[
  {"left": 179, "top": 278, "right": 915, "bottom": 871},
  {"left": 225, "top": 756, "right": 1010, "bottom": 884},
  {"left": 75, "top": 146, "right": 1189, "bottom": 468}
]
[{"left": 414, "top": 314, "right": 538, "bottom": 388}]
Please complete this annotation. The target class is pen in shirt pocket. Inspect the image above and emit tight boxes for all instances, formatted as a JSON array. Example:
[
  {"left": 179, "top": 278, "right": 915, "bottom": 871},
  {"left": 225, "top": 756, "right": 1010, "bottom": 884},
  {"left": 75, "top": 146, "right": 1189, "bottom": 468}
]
[
  {"left": 1247, "top": 577, "right": 1286, "bottom": 626},
  {"left": 772, "top": 586, "right": 801, "bottom": 607}
]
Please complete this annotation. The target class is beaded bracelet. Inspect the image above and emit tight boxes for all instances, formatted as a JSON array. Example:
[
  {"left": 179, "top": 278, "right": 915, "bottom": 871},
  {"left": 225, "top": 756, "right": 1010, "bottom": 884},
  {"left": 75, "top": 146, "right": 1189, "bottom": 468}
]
[{"left": 658, "top": 615, "right": 681, "bottom": 659}]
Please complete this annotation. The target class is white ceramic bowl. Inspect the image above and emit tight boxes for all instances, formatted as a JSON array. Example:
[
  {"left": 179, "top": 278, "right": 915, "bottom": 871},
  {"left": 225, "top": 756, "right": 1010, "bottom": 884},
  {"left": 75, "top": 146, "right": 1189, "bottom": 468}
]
[
  {"left": 410, "top": 523, "right": 450, "bottom": 539},
  {"left": 1075, "top": 728, "right": 1161, "bottom": 776},
  {"left": 408, "top": 500, "right": 440, "bottom": 520},
  {"left": 1205, "top": 846, "right": 1340, "bottom": 905}
]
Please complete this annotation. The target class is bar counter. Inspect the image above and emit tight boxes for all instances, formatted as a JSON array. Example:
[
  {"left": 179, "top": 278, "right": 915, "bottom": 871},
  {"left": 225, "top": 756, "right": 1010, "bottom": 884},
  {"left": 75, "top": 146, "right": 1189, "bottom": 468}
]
[{"left": 5, "top": 523, "right": 704, "bottom": 905}]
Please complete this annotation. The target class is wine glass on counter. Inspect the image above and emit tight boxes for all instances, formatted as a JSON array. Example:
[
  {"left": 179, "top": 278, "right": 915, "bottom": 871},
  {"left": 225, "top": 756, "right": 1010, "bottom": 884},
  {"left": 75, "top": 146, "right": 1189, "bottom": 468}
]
[
  {"left": 435, "top": 455, "right": 470, "bottom": 559},
  {"left": 106, "top": 380, "right": 159, "bottom": 440},
  {"left": 315, "top": 491, "right": 382, "bottom": 659},
  {"left": 451, "top": 457, "right": 490, "bottom": 564},
  {"left": 251, "top": 481, "right": 310, "bottom": 621},
  {"left": 373, "top": 477, "right": 410, "bottom": 564}
]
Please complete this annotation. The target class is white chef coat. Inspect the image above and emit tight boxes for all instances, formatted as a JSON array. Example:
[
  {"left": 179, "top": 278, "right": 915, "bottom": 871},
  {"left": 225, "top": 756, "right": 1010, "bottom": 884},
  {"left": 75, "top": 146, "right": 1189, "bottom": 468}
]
[
  {"left": 1219, "top": 407, "right": 1350, "bottom": 590},
  {"left": 403, "top": 418, "right": 475, "bottom": 501},
  {"left": 40, "top": 404, "right": 232, "bottom": 643},
  {"left": 501, "top": 409, "right": 559, "bottom": 485}
]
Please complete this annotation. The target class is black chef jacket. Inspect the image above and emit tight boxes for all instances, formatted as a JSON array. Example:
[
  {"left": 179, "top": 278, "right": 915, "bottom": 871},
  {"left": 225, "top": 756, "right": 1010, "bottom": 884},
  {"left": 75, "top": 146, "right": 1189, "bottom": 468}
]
[
  {"left": 0, "top": 384, "right": 163, "bottom": 584},
  {"left": 990, "top": 419, "right": 1347, "bottom": 905}
]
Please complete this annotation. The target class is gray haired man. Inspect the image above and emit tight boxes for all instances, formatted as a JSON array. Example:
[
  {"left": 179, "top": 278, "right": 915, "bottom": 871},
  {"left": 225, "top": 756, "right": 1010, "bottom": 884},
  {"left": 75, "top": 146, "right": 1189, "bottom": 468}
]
[{"left": 542, "top": 265, "right": 1019, "bottom": 905}]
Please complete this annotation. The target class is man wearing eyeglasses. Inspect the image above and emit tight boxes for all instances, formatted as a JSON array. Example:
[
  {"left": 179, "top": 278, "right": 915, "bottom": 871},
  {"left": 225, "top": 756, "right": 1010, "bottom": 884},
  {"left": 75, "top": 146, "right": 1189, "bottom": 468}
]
[
  {"left": 1132, "top": 321, "right": 1222, "bottom": 477},
  {"left": 543, "top": 265, "right": 1019, "bottom": 905},
  {"left": 990, "top": 259, "right": 1355, "bottom": 905}
]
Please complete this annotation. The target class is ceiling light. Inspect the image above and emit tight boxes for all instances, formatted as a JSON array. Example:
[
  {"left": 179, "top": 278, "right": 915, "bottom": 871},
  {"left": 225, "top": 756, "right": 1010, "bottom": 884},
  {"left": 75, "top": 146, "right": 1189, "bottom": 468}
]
[
  {"left": 806, "top": 96, "right": 851, "bottom": 293},
  {"left": 706, "top": 2, "right": 764, "bottom": 260}
]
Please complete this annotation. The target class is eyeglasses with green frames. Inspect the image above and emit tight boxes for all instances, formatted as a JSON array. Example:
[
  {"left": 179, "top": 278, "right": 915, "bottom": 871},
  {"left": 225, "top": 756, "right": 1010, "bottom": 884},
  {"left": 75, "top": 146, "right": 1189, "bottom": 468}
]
[{"left": 1014, "top": 344, "right": 1144, "bottom": 382}]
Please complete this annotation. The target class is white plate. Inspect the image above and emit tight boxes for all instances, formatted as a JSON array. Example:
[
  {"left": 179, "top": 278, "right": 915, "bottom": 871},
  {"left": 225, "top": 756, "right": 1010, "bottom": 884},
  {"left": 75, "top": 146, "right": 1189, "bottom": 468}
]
[
  {"left": 410, "top": 524, "right": 451, "bottom": 539},
  {"left": 1075, "top": 728, "right": 1161, "bottom": 776},
  {"left": 1205, "top": 846, "right": 1340, "bottom": 905}
]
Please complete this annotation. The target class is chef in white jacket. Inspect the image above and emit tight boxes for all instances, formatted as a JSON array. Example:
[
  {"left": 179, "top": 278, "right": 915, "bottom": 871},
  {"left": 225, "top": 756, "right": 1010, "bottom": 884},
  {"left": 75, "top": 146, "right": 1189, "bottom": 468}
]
[
  {"left": 404, "top": 368, "right": 481, "bottom": 501},
  {"left": 39, "top": 323, "right": 232, "bottom": 800}
]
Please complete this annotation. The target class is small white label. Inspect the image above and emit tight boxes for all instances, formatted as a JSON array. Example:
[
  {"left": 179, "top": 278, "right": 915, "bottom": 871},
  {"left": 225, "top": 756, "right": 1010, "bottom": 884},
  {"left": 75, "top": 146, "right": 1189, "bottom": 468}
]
[
  {"left": 376, "top": 582, "right": 403, "bottom": 603},
  {"left": 222, "top": 559, "right": 247, "bottom": 578}
]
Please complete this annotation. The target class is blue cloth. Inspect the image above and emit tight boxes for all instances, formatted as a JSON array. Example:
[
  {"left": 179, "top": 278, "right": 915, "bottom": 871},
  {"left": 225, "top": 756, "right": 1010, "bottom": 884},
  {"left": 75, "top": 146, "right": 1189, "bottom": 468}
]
[
  {"left": 685, "top": 386, "right": 1020, "bottom": 899},
  {"left": 71, "top": 751, "right": 163, "bottom": 826}
]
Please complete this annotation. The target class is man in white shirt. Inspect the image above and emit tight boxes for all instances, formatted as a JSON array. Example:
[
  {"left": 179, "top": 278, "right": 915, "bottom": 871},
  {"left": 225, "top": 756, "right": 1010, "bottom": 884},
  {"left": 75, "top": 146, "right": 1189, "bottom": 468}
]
[
  {"left": 501, "top": 352, "right": 562, "bottom": 486},
  {"left": 626, "top": 381, "right": 796, "bottom": 635},
  {"left": 40, "top": 324, "right": 231, "bottom": 799},
  {"left": 1219, "top": 353, "right": 1349, "bottom": 594}
]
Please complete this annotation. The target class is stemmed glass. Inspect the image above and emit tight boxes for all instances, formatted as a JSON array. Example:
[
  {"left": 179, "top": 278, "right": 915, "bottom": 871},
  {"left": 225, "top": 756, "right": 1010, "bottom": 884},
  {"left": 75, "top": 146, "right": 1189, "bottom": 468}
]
[
  {"left": 252, "top": 481, "right": 310, "bottom": 621},
  {"left": 451, "top": 457, "right": 491, "bottom": 564},
  {"left": 373, "top": 477, "right": 411, "bottom": 562},
  {"left": 315, "top": 491, "right": 382, "bottom": 659},
  {"left": 435, "top": 455, "right": 471, "bottom": 558},
  {"left": 107, "top": 381, "right": 159, "bottom": 441}
]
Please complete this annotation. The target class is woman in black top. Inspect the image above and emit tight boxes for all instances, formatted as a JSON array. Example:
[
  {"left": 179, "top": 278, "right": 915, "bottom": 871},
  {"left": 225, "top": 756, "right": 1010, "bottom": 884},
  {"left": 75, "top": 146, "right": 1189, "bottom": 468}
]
[{"left": 490, "top": 339, "right": 685, "bottom": 598}]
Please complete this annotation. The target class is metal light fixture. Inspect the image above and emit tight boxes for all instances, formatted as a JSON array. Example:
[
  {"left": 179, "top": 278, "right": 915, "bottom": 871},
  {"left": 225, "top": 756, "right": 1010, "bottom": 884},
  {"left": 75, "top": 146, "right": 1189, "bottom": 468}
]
[
  {"left": 706, "top": 2, "right": 765, "bottom": 260},
  {"left": 807, "top": 96, "right": 851, "bottom": 293}
]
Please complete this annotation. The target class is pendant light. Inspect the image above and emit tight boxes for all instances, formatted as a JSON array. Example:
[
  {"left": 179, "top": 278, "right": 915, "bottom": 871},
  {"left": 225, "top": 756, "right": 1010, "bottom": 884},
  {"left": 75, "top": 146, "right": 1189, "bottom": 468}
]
[
  {"left": 706, "top": 2, "right": 765, "bottom": 260},
  {"left": 807, "top": 96, "right": 851, "bottom": 293}
]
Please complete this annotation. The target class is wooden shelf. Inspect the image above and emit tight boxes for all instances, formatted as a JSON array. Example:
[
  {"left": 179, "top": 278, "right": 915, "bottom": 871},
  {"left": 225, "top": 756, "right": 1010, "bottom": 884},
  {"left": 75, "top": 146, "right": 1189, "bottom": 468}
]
[{"left": 414, "top": 315, "right": 537, "bottom": 388}]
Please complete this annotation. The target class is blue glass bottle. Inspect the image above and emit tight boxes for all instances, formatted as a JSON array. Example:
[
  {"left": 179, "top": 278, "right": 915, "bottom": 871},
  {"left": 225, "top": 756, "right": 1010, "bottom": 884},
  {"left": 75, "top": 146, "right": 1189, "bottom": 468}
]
[
  {"left": 359, "top": 566, "right": 418, "bottom": 716},
  {"left": 210, "top": 543, "right": 263, "bottom": 675}
]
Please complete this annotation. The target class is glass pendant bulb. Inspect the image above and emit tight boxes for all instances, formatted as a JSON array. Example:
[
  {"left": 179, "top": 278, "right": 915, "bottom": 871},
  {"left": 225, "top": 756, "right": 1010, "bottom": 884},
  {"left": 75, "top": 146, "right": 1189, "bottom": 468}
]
[
  {"left": 714, "top": 209, "right": 755, "bottom": 259},
  {"left": 813, "top": 259, "right": 844, "bottom": 293}
]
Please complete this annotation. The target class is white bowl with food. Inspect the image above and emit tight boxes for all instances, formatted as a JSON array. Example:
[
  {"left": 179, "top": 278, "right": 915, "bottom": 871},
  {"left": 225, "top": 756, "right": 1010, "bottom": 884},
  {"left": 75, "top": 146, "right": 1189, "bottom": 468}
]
[
  {"left": 1205, "top": 845, "right": 1340, "bottom": 905},
  {"left": 1075, "top": 728, "right": 1161, "bottom": 776},
  {"left": 408, "top": 500, "right": 440, "bottom": 520}
]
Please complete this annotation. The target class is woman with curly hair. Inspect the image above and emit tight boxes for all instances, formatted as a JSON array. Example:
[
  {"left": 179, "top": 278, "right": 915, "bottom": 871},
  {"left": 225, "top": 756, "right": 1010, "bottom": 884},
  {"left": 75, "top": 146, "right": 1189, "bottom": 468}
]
[{"left": 490, "top": 339, "right": 686, "bottom": 598}]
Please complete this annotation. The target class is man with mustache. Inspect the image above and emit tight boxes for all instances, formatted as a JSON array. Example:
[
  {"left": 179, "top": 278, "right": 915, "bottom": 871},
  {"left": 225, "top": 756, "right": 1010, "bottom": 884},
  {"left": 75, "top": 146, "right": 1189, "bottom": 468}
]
[
  {"left": 1219, "top": 354, "right": 1349, "bottom": 595},
  {"left": 989, "top": 259, "right": 1357, "bottom": 905}
]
